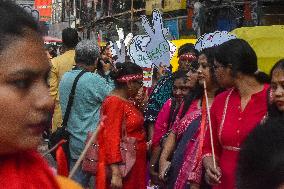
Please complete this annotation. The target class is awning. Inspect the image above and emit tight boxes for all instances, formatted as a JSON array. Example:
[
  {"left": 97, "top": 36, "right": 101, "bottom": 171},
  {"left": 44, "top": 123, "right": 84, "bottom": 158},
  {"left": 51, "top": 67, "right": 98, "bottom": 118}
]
[
  {"left": 231, "top": 25, "right": 284, "bottom": 74},
  {"left": 43, "top": 36, "right": 62, "bottom": 43}
]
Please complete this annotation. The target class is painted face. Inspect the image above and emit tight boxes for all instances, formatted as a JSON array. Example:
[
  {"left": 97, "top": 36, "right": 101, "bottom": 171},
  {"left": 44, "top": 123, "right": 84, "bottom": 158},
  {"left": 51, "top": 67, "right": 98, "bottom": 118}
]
[
  {"left": 271, "top": 69, "right": 284, "bottom": 112},
  {"left": 213, "top": 59, "right": 234, "bottom": 88},
  {"left": 0, "top": 31, "right": 53, "bottom": 154}
]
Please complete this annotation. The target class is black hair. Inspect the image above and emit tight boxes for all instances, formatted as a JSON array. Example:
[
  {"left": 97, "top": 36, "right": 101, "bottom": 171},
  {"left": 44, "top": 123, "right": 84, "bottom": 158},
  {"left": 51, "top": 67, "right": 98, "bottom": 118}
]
[
  {"left": 62, "top": 28, "right": 78, "bottom": 48},
  {"left": 270, "top": 59, "right": 284, "bottom": 77},
  {"left": 180, "top": 47, "right": 222, "bottom": 118},
  {"left": 237, "top": 117, "right": 284, "bottom": 189},
  {"left": 180, "top": 86, "right": 224, "bottom": 119},
  {"left": 178, "top": 43, "right": 199, "bottom": 57},
  {"left": 47, "top": 45, "right": 57, "bottom": 58},
  {"left": 167, "top": 70, "right": 189, "bottom": 126},
  {"left": 172, "top": 69, "right": 188, "bottom": 81},
  {"left": 180, "top": 85, "right": 203, "bottom": 118},
  {"left": 200, "top": 47, "right": 217, "bottom": 83},
  {"left": 215, "top": 39, "right": 269, "bottom": 83},
  {"left": 152, "top": 67, "right": 159, "bottom": 82},
  {"left": 0, "top": 0, "right": 40, "bottom": 51},
  {"left": 97, "top": 58, "right": 106, "bottom": 78},
  {"left": 110, "top": 62, "right": 143, "bottom": 88},
  {"left": 268, "top": 59, "right": 284, "bottom": 118},
  {"left": 96, "top": 58, "right": 112, "bottom": 81}
]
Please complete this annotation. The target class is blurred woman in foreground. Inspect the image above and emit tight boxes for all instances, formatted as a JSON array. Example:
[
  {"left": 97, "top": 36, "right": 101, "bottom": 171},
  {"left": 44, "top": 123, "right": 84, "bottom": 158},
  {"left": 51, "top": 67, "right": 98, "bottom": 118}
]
[{"left": 0, "top": 1, "right": 81, "bottom": 188}]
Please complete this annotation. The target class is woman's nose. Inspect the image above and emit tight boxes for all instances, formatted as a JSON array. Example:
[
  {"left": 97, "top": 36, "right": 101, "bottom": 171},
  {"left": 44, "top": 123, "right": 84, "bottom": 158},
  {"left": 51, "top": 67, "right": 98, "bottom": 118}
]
[
  {"left": 197, "top": 68, "right": 202, "bottom": 75},
  {"left": 35, "top": 84, "right": 54, "bottom": 112},
  {"left": 275, "top": 86, "right": 284, "bottom": 97},
  {"left": 176, "top": 89, "right": 182, "bottom": 95}
]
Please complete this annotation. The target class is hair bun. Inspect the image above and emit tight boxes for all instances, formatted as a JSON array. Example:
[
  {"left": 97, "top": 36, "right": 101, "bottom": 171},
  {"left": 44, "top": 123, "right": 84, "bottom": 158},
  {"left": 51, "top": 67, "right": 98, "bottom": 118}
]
[
  {"left": 110, "top": 62, "right": 126, "bottom": 80},
  {"left": 110, "top": 62, "right": 143, "bottom": 84}
]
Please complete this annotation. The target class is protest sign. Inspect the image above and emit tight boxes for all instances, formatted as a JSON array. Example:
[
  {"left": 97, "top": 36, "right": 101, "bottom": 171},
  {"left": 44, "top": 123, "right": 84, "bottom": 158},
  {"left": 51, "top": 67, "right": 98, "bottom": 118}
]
[
  {"left": 143, "top": 67, "right": 153, "bottom": 88},
  {"left": 128, "top": 9, "right": 176, "bottom": 68},
  {"left": 109, "top": 26, "right": 133, "bottom": 64}
]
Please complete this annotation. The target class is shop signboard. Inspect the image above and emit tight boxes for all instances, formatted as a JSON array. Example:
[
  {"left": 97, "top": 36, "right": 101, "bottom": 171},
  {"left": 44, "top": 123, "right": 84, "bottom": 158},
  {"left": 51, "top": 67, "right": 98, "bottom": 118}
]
[
  {"left": 146, "top": 0, "right": 186, "bottom": 15},
  {"left": 146, "top": 0, "right": 162, "bottom": 15},
  {"left": 164, "top": 19, "right": 179, "bottom": 39},
  {"left": 162, "top": 0, "right": 186, "bottom": 12},
  {"left": 34, "top": 0, "right": 52, "bottom": 22}
]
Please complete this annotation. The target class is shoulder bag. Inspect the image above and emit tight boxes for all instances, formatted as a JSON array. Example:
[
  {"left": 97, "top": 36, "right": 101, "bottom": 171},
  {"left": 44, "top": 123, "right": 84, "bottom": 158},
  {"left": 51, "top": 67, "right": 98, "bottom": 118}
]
[
  {"left": 82, "top": 113, "right": 137, "bottom": 177},
  {"left": 48, "top": 70, "right": 86, "bottom": 162}
]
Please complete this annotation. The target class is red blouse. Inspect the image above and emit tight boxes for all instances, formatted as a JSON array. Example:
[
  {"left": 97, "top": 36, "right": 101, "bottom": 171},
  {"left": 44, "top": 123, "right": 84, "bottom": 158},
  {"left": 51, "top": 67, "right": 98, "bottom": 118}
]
[
  {"left": 96, "top": 96, "right": 147, "bottom": 189},
  {"left": 203, "top": 84, "right": 269, "bottom": 189}
]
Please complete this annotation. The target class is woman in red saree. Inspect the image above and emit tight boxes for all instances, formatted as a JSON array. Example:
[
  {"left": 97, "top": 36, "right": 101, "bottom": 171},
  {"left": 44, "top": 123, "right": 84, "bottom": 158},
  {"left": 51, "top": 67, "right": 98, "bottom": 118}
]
[
  {"left": 159, "top": 47, "right": 221, "bottom": 189},
  {"left": 202, "top": 39, "right": 270, "bottom": 189},
  {"left": 96, "top": 62, "right": 147, "bottom": 189},
  {"left": 0, "top": 2, "right": 81, "bottom": 189}
]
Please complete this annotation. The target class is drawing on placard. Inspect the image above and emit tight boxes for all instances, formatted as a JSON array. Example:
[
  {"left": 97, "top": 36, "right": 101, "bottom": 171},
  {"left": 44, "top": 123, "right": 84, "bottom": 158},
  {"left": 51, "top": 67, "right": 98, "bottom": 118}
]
[
  {"left": 194, "top": 31, "right": 237, "bottom": 52},
  {"left": 128, "top": 9, "right": 175, "bottom": 68}
]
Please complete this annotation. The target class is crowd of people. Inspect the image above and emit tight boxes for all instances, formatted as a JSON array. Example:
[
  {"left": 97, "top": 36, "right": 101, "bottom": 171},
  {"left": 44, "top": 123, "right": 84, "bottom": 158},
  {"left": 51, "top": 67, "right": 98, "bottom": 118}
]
[{"left": 1, "top": 1, "right": 284, "bottom": 189}]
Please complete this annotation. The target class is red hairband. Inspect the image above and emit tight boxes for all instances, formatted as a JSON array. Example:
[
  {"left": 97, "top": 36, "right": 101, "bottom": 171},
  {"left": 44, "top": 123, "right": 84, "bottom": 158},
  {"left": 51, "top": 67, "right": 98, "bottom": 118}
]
[
  {"left": 117, "top": 74, "right": 143, "bottom": 82},
  {"left": 179, "top": 54, "right": 197, "bottom": 62}
]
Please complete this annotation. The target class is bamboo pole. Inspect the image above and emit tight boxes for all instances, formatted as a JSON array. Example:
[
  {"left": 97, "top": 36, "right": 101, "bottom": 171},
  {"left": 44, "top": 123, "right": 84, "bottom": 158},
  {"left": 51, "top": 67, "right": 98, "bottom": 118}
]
[
  {"left": 68, "top": 117, "right": 105, "bottom": 178},
  {"left": 203, "top": 81, "right": 216, "bottom": 169},
  {"left": 130, "top": 0, "right": 134, "bottom": 33}
]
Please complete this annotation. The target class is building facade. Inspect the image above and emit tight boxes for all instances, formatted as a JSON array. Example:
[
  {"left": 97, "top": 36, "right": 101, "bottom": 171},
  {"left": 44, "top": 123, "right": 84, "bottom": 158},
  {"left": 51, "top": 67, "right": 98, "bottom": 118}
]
[{"left": 47, "top": 0, "right": 284, "bottom": 40}]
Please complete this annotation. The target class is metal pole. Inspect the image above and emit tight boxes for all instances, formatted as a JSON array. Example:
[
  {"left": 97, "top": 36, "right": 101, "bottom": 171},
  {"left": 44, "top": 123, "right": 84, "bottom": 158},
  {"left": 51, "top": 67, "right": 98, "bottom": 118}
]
[
  {"left": 108, "top": 0, "right": 112, "bottom": 16},
  {"left": 68, "top": 0, "right": 71, "bottom": 27},
  {"left": 131, "top": 0, "right": 134, "bottom": 33},
  {"left": 73, "top": 0, "right": 76, "bottom": 27},
  {"left": 79, "top": 0, "right": 81, "bottom": 21}
]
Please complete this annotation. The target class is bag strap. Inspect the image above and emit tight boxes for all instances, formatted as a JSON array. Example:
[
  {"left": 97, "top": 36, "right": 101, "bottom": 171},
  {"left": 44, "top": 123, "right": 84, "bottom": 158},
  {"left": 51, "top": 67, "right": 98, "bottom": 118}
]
[
  {"left": 62, "top": 70, "right": 86, "bottom": 128},
  {"left": 121, "top": 111, "right": 127, "bottom": 139}
]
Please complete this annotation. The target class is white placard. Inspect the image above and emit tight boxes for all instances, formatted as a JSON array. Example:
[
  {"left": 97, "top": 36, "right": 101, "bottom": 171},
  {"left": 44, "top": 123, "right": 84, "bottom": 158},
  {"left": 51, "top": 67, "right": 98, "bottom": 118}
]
[
  {"left": 128, "top": 9, "right": 176, "bottom": 68},
  {"left": 109, "top": 26, "right": 134, "bottom": 64},
  {"left": 195, "top": 31, "right": 237, "bottom": 52}
]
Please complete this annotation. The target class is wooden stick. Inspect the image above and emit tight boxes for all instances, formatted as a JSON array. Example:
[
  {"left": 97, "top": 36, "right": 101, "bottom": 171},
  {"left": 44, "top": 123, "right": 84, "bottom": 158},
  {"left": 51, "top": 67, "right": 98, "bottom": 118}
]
[
  {"left": 203, "top": 81, "right": 217, "bottom": 169},
  {"left": 42, "top": 141, "right": 61, "bottom": 157},
  {"left": 68, "top": 118, "right": 105, "bottom": 178}
]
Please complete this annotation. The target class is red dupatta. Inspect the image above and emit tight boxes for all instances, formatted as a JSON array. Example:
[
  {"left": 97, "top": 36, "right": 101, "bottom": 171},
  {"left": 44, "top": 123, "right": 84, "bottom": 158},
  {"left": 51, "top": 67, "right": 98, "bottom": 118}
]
[{"left": 0, "top": 150, "right": 60, "bottom": 189}]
